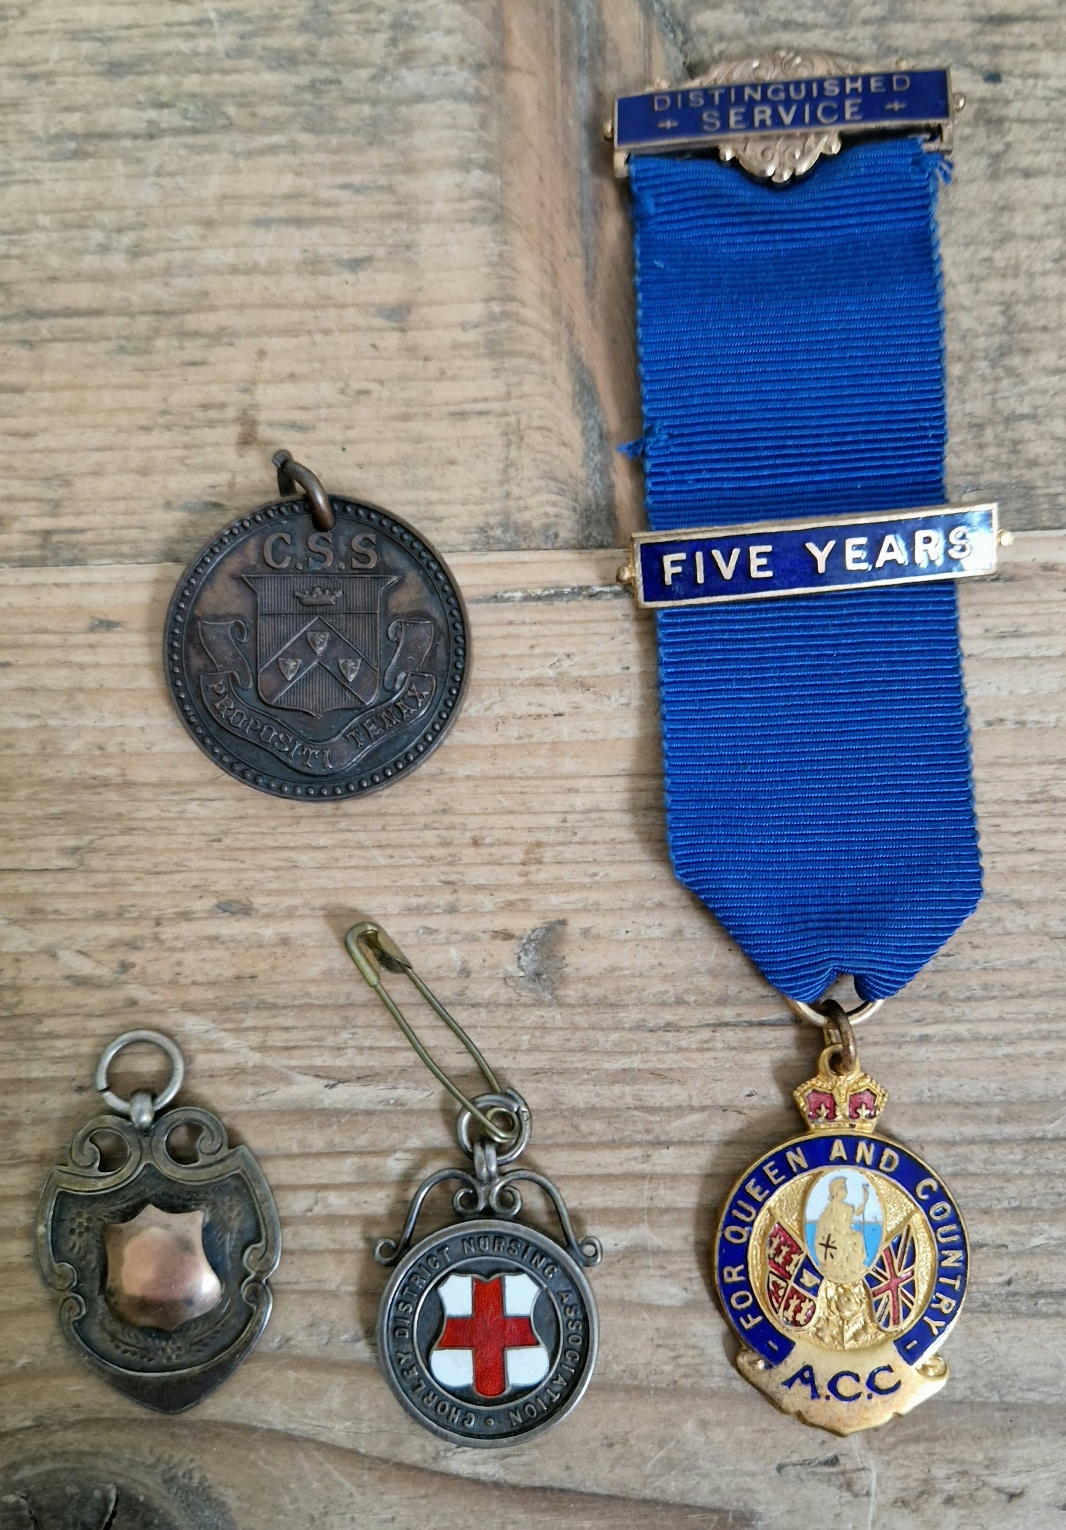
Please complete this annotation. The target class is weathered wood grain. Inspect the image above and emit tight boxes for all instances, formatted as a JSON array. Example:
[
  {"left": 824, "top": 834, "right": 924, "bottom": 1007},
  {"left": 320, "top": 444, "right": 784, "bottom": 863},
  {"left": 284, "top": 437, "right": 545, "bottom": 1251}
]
[
  {"left": 2, "top": 0, "right": 1062, "bottom": 573},
  {"left": 0, "top": 540, "right": 1064, "bottom": 1527},
  {"left": 2, "top": 0, "right": 1065, "bottom": 1522},
  {"left": 0, "top": 0, "right": 662, "bottom": 567}
]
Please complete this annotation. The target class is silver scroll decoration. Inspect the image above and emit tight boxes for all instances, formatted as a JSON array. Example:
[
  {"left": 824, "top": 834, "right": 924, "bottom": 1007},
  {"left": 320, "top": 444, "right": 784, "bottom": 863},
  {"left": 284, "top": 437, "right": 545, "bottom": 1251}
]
[{"left": 689, "top": 50, "right": 859, "bottom": 184}]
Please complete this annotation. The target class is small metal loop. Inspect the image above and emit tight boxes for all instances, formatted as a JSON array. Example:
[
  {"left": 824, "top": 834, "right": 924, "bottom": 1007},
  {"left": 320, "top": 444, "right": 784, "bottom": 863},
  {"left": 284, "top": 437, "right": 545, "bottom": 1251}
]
[
  {"left": 345, "top": 921, "right": 511, "bottom": 1143},
  {"left": 272, "top": 448, "right": 335, "bottom": 531},
  {"left": 819, "top": 1000, "right": 858, "bottom": 1076},
  {"left": 473, "top": 1137, "right": 498, "bottom": 1184},
  {"left": 786, "top": 985, "right": 883, "bottom": 1029},
  {"left": 94, "top": 1030, "right": 184, "bottom": 1121},
  {"left": 457, "top": 1091, "right": 531, "bottom": 1166},
  {"left": 129, "top": 1089, "right": 155, "bottom": 1130}
]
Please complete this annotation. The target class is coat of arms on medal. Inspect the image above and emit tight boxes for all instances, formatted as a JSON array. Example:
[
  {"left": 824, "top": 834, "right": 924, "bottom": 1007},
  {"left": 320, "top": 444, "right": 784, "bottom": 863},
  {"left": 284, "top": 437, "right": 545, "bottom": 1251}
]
[
  {"left": 714, "top": 1036, "right": 968, "bottom": 1434},
  {"left": 164, "top": 452, "right": 467, "bottom": 798}
]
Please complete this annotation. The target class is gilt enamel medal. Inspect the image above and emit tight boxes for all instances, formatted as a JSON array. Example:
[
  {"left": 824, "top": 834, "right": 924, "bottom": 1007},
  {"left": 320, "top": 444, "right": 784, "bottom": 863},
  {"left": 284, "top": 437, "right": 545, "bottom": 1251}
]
[
  {"left": 714, "top": 1035, "right": 968, "bottom": 1433},
  {"left": 611, "top": 48, "right": 990, "bottom": 1434}
]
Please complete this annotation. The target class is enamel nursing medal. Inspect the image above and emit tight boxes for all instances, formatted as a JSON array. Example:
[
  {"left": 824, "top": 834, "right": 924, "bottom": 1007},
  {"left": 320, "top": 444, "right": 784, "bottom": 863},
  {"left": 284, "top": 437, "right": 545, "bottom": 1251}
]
[
  {"left": 611, "top": 52, "right": 994, "bottom": 1432},
  {"left": 346, "top": 922, "right": 601, "bottom": 1447},
  {"left": 715, "top": 1007, "right": 968, "bottom": 1433}
]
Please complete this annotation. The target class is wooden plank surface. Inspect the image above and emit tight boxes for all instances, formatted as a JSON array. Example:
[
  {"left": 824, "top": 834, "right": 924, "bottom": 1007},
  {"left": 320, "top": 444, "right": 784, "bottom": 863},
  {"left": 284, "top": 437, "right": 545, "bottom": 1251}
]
[
  {"left": 2, "top": 0, "right": 1064, "bottom": 572},
  {"left": 2, "top": 0, "right": 1065, "bottom": 1524},
  {"left": 1, "top": 539, "right": 1065, "bottom": 1527}
]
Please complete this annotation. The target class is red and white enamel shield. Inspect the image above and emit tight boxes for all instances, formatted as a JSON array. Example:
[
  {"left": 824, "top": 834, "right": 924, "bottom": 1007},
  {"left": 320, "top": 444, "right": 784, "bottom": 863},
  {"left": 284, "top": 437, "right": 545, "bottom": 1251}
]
[{"left": 429, "top": 1272, "right": 550, "bottom": 1397}]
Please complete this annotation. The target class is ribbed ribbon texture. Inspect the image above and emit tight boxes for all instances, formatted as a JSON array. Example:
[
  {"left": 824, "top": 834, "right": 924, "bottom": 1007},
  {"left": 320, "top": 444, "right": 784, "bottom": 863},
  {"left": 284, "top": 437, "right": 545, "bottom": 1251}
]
[{"left": 630, "top": 142, "right": 981, "bottom": 1002}]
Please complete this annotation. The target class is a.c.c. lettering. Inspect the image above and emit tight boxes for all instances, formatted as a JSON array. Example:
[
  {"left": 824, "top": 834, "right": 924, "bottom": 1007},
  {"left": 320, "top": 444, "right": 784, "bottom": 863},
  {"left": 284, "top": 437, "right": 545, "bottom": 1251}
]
[{"left": 782, "top": 1362, "right": 903, "bottom": 1401}]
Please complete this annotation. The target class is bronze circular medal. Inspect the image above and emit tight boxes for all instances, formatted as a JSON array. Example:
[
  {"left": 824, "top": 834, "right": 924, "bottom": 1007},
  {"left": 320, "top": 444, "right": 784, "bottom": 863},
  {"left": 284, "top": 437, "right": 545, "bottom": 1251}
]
[{"left": 164, "top": 459, "right": 468, "bottom": 798}]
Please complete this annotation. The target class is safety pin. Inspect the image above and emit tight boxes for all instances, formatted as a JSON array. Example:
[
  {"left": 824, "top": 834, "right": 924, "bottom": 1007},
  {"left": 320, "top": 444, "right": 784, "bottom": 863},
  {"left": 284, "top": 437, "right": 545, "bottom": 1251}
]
[{"left": 344, "top": 921, "right": 515, "bottom": 1144}]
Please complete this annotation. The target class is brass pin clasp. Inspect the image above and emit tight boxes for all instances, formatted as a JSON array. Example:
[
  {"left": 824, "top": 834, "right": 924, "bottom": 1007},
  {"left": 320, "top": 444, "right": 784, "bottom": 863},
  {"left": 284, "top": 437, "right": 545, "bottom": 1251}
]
[{"left": 345, "top": 921, "right": 517, "bottom": 1145}]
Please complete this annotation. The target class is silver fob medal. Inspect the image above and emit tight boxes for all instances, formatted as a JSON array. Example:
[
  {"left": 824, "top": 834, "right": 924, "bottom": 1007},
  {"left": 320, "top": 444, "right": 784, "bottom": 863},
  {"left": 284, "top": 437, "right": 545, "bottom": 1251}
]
[
  {"left": 37, "top": 1031, "right": 281, "bottom": 1412},
  {"left": 347, "top": 922, "right": 601, "bottom": 1447}
]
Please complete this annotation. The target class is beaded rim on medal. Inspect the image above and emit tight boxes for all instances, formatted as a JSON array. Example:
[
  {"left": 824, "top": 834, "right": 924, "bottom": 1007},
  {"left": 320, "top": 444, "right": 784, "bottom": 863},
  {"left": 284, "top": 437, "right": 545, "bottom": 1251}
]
[{"left": 163, "top": 451, "right": 470, "bottom": 800}]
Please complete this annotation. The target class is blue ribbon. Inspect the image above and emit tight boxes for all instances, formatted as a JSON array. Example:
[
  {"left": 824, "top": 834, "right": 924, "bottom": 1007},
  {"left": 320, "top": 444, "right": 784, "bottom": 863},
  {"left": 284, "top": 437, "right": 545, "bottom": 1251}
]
[{"left": 629, "top": 141, "right": 980, "bottom": 1002}]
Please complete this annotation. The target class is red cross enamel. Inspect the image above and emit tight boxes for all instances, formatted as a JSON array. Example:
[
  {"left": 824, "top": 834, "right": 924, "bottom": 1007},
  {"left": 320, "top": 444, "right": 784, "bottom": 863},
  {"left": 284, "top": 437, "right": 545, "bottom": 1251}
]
[{"left": 434, "top": 1275, "right": 540, "bottom": 1397}]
